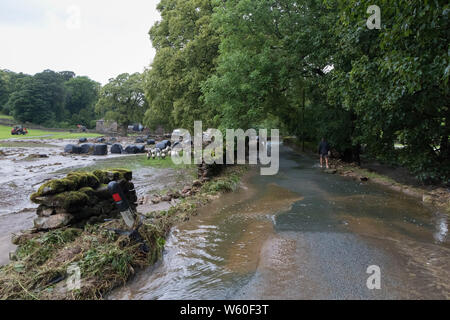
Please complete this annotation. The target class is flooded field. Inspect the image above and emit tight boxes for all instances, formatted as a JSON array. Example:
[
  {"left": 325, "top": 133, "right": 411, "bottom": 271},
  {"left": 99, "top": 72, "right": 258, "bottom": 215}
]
[{"left": 0, "top": 138, "right": 196, "bottom": 266}]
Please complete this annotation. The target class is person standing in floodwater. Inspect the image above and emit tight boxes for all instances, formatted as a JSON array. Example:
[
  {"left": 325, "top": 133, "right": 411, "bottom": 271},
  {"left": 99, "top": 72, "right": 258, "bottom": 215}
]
[{"left": 318, "top": 138, "right": 330, "bottom": 169}]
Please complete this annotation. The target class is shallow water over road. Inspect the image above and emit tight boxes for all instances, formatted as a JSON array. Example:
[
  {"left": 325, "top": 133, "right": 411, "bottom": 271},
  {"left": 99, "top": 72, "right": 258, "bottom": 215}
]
[{"left": 111, "top": 145, "right": 449, "bottom": 300}]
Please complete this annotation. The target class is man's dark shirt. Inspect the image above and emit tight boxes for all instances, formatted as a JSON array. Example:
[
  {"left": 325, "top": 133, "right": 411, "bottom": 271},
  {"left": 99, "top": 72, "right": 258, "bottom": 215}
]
[{"left": 318, "top": 141, "right": 330, "bottom": 155}]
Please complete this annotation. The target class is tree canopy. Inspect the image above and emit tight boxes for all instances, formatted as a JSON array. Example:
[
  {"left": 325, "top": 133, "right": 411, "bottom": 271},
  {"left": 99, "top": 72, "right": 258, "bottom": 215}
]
[
  {"left": 95, "top": 73, "right": 147, "bottom": 135},
  {"left": 144, "top": 0, "right": 449, "bottom": 184},
  {"left": 143, "top": 0, "right": 221, "bottom": 132},
  {"left": 1, "top": 69, "right": 100, "bottom": 128}
]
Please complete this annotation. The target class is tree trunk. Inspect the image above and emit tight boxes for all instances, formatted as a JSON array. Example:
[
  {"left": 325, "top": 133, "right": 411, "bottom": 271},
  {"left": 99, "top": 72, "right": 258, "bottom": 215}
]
[{"left": 120, "top": 123, "right": 128, "bottom": 137}]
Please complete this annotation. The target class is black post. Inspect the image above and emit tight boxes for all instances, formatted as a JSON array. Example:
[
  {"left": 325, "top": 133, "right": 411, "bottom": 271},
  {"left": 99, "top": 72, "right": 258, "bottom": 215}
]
[{"left": 108, "top": 181, "right": 136, "bottom": 229}]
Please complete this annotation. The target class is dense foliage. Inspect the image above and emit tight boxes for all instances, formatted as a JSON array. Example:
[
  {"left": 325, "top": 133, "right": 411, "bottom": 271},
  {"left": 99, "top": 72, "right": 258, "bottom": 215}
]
[
  {"left": 95, "top": 73, "right": 147, "bottom": 136},
  {"left": 143, "top": 0, "right": 449, "bottom": 184},
  {"left": 0, "top": 69, "right": 100, "bottom": 128},
  {"left": 143, "top": 0, "right": 221, "bottom": 132}
]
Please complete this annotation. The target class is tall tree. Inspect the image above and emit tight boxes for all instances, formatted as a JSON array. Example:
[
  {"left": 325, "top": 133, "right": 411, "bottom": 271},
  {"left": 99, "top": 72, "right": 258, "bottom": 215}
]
[
  {"left": 144, "top": 0, "right": 221, "bottom": 132},
  {"left": 95, "top": 73, "right": 147, "bottom": 136},
  {"left": 330, "top": 0, "right": 450, "bottom": 182},
  {"left": 7, "top": 77, "right": 51, "bottom": 124},
  {"left": 202, "top": 0, "right": 337, "bottom": 130},
  {"left": 65, "top": 76, "right": 100, "bottom": 126}
]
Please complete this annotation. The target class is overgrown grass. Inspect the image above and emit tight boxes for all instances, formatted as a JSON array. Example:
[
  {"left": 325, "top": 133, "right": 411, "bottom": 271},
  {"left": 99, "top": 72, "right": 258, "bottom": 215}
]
[
  {"left": 137, "top": 155, "right": 195, "bottom": 170},
  {"left": 201, "top": 169, "right": 242, "bottom": 194},
  {"left": 0, "top": 125, "right": 102, "bottom": 140}
]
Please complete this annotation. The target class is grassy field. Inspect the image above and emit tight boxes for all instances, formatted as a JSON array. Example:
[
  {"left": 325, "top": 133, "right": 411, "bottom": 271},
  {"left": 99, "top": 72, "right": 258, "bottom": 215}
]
[
  {"left": 0, "top": 114, "right": 14, "bottom": 120},
  {"left": 0, "top": 124, "right": 102, "bottom": 140}
]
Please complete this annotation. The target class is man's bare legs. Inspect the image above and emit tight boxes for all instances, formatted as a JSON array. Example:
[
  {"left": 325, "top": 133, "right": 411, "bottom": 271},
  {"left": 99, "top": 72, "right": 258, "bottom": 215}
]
[{"left": 320, "top": 155, "right": 329, "bottom": 168}]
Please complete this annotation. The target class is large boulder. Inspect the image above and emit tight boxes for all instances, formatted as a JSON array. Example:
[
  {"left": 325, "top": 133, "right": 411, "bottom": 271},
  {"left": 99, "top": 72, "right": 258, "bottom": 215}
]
[
  {"left": 80, "top": 143, "right": 94, "bottom": 154},
  {"left": 110, "top": 143, "right": 123, "bottom": 154},
  {"left": 30, "top": 172, "right": 100, "bottom": 200},
  {"left": 79, "top": 137, "right": 87, "bottom": 143},
  {"left": 64, "top": 144, "right": 82, "bottom": 154},
  {"left": 34, "top": 213, "right": 73, "bottom": 230},
  {"left": 135, "top": 137, "right": 145, "bottom": 143},
  {"left": 92, "top": 169, "right": 133, "bottom": 183},
  {"left": 96, "top": 137, "right": 106, "bottom": 143},
  {"left": 147, "top": 139, "right": 155, "bottom": 145},
  {"left": 93, "top": 144, "right": 108, "bottom": 155}
]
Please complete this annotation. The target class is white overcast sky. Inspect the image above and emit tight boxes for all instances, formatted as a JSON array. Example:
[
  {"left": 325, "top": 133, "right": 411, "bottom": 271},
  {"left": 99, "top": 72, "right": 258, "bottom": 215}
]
[{"left": 0, "top": 0, "right": 160, "bottom": 84}]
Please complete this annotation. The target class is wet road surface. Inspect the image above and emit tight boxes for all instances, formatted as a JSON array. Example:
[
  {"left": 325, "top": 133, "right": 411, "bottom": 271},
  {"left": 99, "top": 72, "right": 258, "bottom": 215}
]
[{"left": 111, "top": 145, "right": 449, "bottom": 300}]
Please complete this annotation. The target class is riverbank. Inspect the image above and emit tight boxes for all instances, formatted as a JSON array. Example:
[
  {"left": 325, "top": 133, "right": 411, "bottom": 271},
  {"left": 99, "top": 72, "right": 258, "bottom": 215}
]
[
  {"left": 0, "top": 164, "right": 247, "bottom": 300},
  {"left": 283, "top": 138, "right": 450, "bottom": 214}
]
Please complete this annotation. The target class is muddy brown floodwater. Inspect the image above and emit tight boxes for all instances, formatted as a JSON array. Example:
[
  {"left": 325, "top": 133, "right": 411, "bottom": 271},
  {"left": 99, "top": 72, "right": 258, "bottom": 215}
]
[
  {"left": 0, "top": 139, "right": 196, "bottom": 266},
  {"left": 110, "top": 143, "right": 449, "bottom": 300}
]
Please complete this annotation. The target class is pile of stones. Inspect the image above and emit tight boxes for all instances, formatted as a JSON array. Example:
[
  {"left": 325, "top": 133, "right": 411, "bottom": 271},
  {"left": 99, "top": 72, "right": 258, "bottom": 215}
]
[{"left": 29, "top": 169, "right": 137, "bottom": 231}]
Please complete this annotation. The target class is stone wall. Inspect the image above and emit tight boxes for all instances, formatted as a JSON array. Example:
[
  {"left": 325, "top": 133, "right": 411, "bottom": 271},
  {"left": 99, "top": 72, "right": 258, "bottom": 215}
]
[
  {"left": 96, "top": 119, "right": 118, "bottom": 133},
  {"left": 30, "top": 169, "right": 137, "bottom": 230}
]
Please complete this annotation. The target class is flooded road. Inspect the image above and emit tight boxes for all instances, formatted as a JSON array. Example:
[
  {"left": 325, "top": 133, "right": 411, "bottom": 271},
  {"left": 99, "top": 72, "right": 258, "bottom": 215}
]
[{"left": 111, "top": 144, "right": 450, "bottom": 300}]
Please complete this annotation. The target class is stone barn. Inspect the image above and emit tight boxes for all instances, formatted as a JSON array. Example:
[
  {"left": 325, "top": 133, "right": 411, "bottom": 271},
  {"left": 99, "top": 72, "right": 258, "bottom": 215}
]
[{"left": 96, "top": 119, "right": 118, "bottom": 134}]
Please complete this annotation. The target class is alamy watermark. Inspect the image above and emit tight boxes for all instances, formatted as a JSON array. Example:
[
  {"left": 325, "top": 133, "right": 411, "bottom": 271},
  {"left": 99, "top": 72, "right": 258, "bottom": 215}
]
[
  {"left": 67, "top": 263, "right": 81, "bottom": 291},
  {"left": 366, "top": 265, "right": 381, "bottom": 289},
  {"left": 168, "top": 121, "right": 279, "bottom": 175},
  {"left": 66, "top": 5, "right": 81, "bottom": 30},
  {"left": 366, "top": 5, "right": 381, "bottom": 30}
]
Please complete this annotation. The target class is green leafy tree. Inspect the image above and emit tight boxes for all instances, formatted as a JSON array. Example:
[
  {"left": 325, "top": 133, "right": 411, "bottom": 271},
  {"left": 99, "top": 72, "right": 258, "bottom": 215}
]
[
  {"left": 202, "top": 0, "right": 337, "bottom": 130},
  {"left": 0, "top": 70, "right": 32, "bottom": 115},
  {"left": 65, "top": 76, "right": 100, "bottom": 127},
  {"left": 144, "top": 0, "right": 221, "bottom": 132},
  {"left": 7, "top": 70, "right": 66, "bottom": 125},
  {"left": 33, "top": 70, "right": 67, "bottom": 123},
  {"left": 95, "top": 73, "right": 147, "bottom": 136},
  {"left": 7, "top": 77, "right": 51, "bottom": 124},
  {"left": 0, "top": 72, "right": 7, "bottom": 111},
  {"left": 330, "top": 0, "right": 449, "bottom": 182}
]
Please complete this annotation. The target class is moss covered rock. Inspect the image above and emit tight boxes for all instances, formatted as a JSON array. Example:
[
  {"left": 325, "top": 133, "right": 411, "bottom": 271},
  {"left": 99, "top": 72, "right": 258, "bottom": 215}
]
[
  {"left": 34, "top": 213, "right": 73, "bottom": 230},
  {"left": 53, "top": 191, "right": 90, "bottom": 213},
  {"left": 30, "top": 172, "right": 100, "bottom": 202},
  {"left": 93, "top": 169, "right": 132, "bottom": 184}
]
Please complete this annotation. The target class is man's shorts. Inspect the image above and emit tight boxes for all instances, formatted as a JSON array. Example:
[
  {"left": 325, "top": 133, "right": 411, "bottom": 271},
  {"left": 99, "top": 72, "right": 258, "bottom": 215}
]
[{"left": 320, "top": 153, "right": 328, "bottom": 158}]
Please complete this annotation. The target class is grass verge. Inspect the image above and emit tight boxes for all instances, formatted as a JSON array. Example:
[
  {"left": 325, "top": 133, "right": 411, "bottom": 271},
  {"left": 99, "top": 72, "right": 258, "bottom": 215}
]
[{"left": 0, "top": 125, "right": 102, "bottom": 140}]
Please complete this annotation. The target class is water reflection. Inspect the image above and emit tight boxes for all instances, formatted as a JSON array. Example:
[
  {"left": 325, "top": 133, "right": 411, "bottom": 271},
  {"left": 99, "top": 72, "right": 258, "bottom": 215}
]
[{"left": 433, "top": 212, "right": 448, "bottom": 243}]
